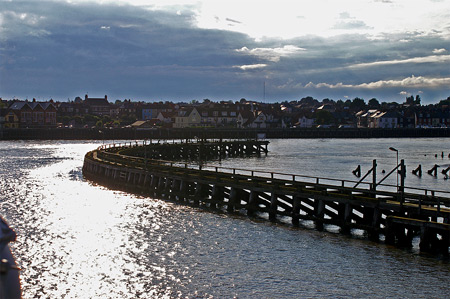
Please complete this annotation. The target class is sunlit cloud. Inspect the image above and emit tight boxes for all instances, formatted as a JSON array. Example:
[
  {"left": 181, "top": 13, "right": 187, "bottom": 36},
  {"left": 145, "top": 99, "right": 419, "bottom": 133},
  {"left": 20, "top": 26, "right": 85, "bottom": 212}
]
[
  {"left": 305, "top": 75, "right": 450, "bottom": 89},
  {"left": 348, "top": 55, "right": 450, "bottom": 69},
  {"left": 236, "top": 45, "right": 306, "bottom": 62},
  {"left": 233, "top": 64, "right": 267, "bottom": 70},
  {"left": 433, "top": 48, "right": 446, "bottom": 54}
]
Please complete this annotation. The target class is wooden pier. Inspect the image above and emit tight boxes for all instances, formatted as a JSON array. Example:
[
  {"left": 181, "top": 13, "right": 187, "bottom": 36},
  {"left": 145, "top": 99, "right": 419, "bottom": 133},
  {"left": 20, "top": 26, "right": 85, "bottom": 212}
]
[{"left": 83, "top": 139, "right": 450, "bottom": 256}]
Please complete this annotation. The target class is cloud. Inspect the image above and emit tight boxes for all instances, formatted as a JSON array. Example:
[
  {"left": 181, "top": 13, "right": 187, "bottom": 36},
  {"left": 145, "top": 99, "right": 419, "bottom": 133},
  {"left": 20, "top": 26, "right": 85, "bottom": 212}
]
[
  {"left": 433, "top": 48, "right": 447, "bottom": 54},
  {"left": 333, "top": 20, "right": 373, "bottom": 30},
  {"left": 233, "top": 64, "right": 267, "bottom": 70},
  {"left": 236, "top": 45, "right": 306, "bottom": 62},
  {"left": 305, "top": 75, "right": 450, "bottom": 89},
  {"left": 0, "top": 1, "right": 449, "bottom": 103},
  {"left": 348, "top": 55, "right": 450, "bottom": 69}
]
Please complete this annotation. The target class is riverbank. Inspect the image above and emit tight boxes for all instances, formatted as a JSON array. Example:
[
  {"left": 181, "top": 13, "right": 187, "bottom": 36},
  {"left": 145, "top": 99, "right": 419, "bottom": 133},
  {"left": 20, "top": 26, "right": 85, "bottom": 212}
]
[{"left": 1, "top": 127, "right": 450, "bottom": 140}]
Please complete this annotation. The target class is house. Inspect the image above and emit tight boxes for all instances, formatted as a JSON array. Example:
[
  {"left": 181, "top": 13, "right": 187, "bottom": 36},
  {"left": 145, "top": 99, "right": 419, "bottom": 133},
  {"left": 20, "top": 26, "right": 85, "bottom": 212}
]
[
  {"left": 317, "top": 104, "right": 336, "bottom": 113},
  {"left": 247, "top": 111, "right": 267, "bottom": 129},
  {"left": 173, "top": 107, "right": 201, "bottom": 128},
  {"left": 295, "top": 113, "right": 315, "bottom": 128},
  {"left": 84, "top": 94, "right": 110, "bottom": 116},
  {"left": 197, "top": 107, "right": 239, "bottom": 127},
  {"left": 130, "top": 119, "right": 160, "bottom": 129},
  {"left": 237, "top": 110, "right": 255, "bottom": 128},
  {"left": 0, "top": 108, "right": 6, "bottom": 129},
  {"left": 356, "top": 110, "right": 377, "bottom": 128},
  {"left": 156, "top": 111, "right": 176, "bottom": 127},
  {"left": 370, "top": 111, "right": 399, "bottom": 128},
  {"left": 142, "top": 102, "right": 174, "bottom": 120},
  {"left": 4, "top": 100, "right": 57, "bottom": 128}
]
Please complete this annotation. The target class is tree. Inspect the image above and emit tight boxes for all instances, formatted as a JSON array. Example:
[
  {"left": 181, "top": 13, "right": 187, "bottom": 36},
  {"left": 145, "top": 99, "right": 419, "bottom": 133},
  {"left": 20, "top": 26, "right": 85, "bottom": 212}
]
[
  {"left": 415, "top": 95, "right": 421, "bottom": 105},
  {"left": 406, "top": 95, "right": 414, "bottom": 105},
  {"left": 314, "top": 110, "right": 334, "bottom": 125},
  {"left": 350, "top": 97, "right": 366, "bottom": 111},
  {"left": 300, "top": 96, "right": 318, "bottom": 106},
  {"left": 83, "top": 114, "right": 100, "bottom": 124},
  {"left": 368, "top": 98, "right": 380, "bottom": 109}
]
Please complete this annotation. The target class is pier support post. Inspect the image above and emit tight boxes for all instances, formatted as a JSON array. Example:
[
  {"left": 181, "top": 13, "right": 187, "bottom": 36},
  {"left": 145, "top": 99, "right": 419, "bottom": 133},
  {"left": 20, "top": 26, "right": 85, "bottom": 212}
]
[
  {"left": 211, "top": 184, "right": 224, "bottom": 209},
  {"left": 269, "top": 192, "right": 278, "bottom": 222},
  {"left": 368, "top": 207, "right": 381, "bottom": 242},
  {"left": 179, "top": 180, "right": 187, "bottom": 202},
  {"left": 150, "top": 175, "right": 158, "bottom": 195},
  {"left": 194, "top": 183, "right": 205, "bottom": 206},
  {"left": 247, "top": 190, "right": 258, "bottom": 216},
  {"left": 227, "top": 187, "right": 238, "bottom": 212},
  {"left": 171, "top": 179, "right": 181, "bottom": 201},
  {"left": 340, "top": 203, "right": 352, "bottom": 235},
  {"left": 292, "top": 196, "right": 301, "bottom": 227},
  {"left": 157, "top": 176, "right": 165, "bottom": 195},
  {"left": 314, "top": 199, "right": 325, "bottom": 231},
  {"left": 164, "top": 177, "right": 171, "bottom": 198}
]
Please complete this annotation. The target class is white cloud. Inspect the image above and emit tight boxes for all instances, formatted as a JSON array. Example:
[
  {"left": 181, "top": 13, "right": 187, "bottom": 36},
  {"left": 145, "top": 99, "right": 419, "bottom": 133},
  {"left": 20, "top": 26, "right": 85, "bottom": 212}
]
[
  {"left": 348, "top": 55, "right": 450, "bottom": 69},
  {"left": 236, "top": 45, "right": 305, "bottom": 62},
  {"left": 305, "top": 75, "right": 450, "bottom": 89},
  {"left": 233, "top": 64, "right": 267, "bottom": 70},
  {"left": 433, "top": 48, "right": 446, "bottom": 54}
]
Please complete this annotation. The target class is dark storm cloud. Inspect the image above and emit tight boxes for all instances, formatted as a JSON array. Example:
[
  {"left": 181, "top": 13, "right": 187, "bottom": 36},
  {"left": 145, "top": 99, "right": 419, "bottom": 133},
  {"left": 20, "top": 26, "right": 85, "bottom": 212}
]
[
  {"left": 0, "top": 1, "right": 449, "bottom": 103},
  {"left": 0, "top": 1, "right": 262, "bottom": 100}
]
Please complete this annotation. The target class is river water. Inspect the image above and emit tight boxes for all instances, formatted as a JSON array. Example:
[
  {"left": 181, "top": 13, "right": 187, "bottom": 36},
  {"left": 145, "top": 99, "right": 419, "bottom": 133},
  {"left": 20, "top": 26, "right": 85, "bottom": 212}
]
[{"left": 0, "top": 138, "right": 449, "bottom": 298}]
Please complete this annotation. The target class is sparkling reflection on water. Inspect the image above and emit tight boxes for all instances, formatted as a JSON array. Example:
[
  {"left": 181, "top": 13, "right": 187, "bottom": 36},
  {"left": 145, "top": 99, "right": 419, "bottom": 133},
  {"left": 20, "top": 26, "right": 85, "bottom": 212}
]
[{"left": 0, "top": 139, "right": 449, "bottom": 298}]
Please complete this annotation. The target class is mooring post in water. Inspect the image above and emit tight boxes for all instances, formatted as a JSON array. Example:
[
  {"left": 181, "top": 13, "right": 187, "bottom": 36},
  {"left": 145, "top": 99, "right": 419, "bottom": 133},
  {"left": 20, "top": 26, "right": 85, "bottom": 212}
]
[
  {"left": 399, "top": 159, "right": 405, "bottom": 197},
  {"left": 352, "top": 165, "right": 361, "bottom": 177},
  {"left": 412, "top": 164, "right": 422, "bottom": 176},
  {"left": 372, "top": 159, "right": 377, "bottom": 192},
  {"left": 427, "top": 164, "right": 439, "bottom": 177}
]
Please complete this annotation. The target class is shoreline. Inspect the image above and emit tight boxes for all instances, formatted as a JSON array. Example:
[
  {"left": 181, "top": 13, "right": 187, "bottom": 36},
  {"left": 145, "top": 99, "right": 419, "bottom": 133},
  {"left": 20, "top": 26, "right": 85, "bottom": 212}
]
[{"left": 1, "top": 127, "right": 450, "bottom": 140}]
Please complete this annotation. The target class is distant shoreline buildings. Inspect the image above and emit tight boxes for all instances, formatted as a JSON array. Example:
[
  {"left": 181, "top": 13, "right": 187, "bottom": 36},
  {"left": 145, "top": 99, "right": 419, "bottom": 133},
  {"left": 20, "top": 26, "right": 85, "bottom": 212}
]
[{"left": 1, "top": 94, "right": 450, "bottom": 130}]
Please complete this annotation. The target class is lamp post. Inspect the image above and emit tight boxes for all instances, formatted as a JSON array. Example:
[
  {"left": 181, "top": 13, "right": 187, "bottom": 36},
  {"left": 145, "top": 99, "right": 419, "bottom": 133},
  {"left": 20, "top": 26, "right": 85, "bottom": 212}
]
[{"left": 389, "top": 147, "right": 399, "bottom": 192}]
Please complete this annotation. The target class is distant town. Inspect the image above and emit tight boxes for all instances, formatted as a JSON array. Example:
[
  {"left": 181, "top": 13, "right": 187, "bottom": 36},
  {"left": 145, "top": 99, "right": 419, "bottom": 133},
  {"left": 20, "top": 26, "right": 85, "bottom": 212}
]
[{"left": 1, "top": 94, "right": 450, "bottom": 130}]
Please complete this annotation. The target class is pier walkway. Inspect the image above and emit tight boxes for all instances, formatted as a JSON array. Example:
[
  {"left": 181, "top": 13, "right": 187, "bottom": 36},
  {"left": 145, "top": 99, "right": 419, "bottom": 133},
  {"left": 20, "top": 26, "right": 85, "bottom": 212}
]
[{"left": 83, "top": 139, "right": 450, "bottom": 256}]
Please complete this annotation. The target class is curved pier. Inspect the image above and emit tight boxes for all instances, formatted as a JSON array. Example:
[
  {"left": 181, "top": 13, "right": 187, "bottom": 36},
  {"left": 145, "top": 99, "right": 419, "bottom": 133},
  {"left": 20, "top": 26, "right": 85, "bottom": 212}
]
[{"left": 83, "top": 139, "right": 450, "bottom": 256}]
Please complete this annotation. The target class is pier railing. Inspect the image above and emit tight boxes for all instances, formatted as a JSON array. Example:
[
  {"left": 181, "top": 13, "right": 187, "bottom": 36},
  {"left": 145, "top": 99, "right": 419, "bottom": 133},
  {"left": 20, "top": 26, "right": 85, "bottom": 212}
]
[{"left": 93, "top": 141, "right": 450, "bottom": 208}]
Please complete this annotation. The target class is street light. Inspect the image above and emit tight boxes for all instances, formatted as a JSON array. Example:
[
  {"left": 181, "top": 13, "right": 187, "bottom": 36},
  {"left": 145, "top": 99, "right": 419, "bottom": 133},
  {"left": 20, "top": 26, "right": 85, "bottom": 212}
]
[{"left": 389, "top": 147, "right": 399, "bottom": 191}]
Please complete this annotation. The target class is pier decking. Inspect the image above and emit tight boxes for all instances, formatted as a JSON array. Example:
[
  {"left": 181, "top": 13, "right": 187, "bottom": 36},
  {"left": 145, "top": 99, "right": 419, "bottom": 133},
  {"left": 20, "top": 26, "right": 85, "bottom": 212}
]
[{"left": 83, "top": 139, "right": 450, "bottom": 256}]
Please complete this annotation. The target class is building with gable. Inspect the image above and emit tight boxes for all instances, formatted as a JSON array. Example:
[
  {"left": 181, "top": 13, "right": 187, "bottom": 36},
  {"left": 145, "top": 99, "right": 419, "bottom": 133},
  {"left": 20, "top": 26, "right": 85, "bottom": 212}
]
[
  {"left": 84, "top": 94, "right": 110, "bottom": 116},
  {"left": 4, "top": 100, "right": 57, "bottom": 128}
]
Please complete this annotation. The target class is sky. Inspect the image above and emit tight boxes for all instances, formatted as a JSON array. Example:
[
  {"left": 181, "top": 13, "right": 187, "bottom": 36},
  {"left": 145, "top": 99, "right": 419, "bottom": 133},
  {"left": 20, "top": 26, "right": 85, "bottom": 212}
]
[{"left": 1, "top": 0, "right": 449, "bottom": 104}]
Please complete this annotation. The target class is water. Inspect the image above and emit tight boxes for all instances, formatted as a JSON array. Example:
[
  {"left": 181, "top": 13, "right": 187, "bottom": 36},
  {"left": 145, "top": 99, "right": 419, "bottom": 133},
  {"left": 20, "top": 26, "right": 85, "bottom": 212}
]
[{"left": 0, "top": 139, "right": 449, "bottom": 298}]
